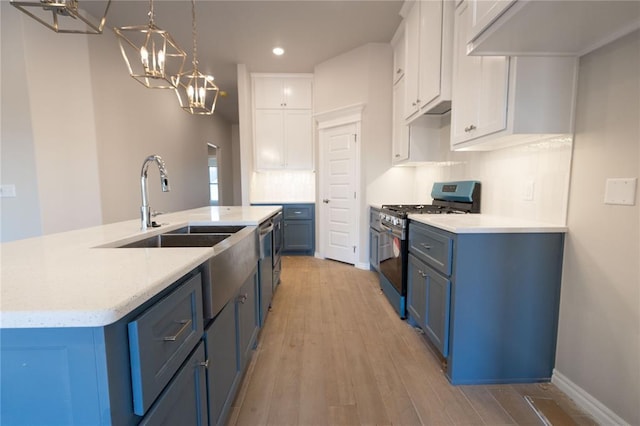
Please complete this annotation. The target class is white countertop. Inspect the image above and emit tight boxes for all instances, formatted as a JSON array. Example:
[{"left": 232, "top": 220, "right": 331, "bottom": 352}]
[
  {"left": 0, "top": 206, "right": 281, "bottom": 329},
  {"left": 408, "top": 214, "right": 568, "bottom": 234}
]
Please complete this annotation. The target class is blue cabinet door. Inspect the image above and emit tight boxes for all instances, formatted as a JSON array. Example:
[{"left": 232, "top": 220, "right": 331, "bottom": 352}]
[
  {"left": 139, "top": 342, "right": 208, "bottom": 426},
  {"left": 369, "top": 228, "right": 380, "bottom": 270},
  {"left": 237, "top": 270, "right": 260, "bottom": 371},
  {"left": 423, "top": 265, "right": 451, "bottom": 358},
  {"left": 283, "top": 220, "right": 314, "bottom": 252},
  {"left": 407, "top": 254, "right": 427, "bottom": 329},
  {"left": 206, "top": 299, "right": 240, "bottom": 426}
]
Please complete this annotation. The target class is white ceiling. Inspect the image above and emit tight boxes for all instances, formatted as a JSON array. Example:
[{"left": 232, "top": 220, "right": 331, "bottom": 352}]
[{"left": 90, "top": 0, "right": 403, "bottom": 123}]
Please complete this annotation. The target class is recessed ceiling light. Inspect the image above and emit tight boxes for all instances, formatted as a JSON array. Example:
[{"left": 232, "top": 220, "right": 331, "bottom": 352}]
[{"left": 272, "top": 47, "right": 285, "bottom": 56}]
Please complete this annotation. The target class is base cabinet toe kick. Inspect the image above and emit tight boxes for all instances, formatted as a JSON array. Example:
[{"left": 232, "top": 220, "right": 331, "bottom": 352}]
[
  {"left": 1, "top": 245, "right": 269, "bottom": 425},
  {"left": 406, "top": 220, "right": 565, "bottom": 384}
]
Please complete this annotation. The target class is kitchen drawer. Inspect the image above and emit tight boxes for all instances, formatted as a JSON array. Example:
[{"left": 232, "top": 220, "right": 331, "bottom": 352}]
[
  {"left": 409, "top": 223, "right": 453, "bottom": 276},
  {"left": 283, "top": 204, "right": 313, "bottom": 220},
  {"left": 139, "top": 342, "right": 208, "bottom": 426},
  {"left": 128, "top": 273, "right": 204, "bottom": 416}
]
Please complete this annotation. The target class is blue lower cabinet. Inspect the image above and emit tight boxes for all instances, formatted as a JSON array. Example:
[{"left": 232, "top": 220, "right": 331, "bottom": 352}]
[
  {"left": 237, "top": 269, "right": 260, "bottom": 371},
  {"left": 408, "top": 220, "right": 565, "bottom": 384},
  {"left": 205, "top": 300, "right": 240, "bottom": 426},
  {"left": 139, "top": 342, "right": 208, "bottom": 426}
]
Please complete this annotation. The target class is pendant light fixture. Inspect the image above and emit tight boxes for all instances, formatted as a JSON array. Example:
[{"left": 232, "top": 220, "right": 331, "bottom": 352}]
[
  {"left": 114, "top": 0, "right": 186, "bottom": 89},
  {"left": 173, "top": 0, "right": 219, "bottom": 115},
  {"left": 10, "top": 0, "right": 111, "bottom": 34}
]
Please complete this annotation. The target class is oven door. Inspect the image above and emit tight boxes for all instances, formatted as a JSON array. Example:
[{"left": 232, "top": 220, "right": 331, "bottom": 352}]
[{"left": 378, "top": 228, "right": 406, "bottom": 296}]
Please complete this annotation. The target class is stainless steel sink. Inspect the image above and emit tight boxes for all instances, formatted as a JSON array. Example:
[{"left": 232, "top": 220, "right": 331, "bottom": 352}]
[{"left": 117, "top": 233, "right": 231, "bottom": 248}]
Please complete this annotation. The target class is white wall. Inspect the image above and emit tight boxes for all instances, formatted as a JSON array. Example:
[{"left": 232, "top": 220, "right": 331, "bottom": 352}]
[
  {"left": 0, "top": 6, "right": 43, "bottom": 242},
  {"left": 314, "top": 43, "right": 396, "bottom": 266},
  {"left": 0, "top": 4, "right": 235, "bottom": 240},
  {"left": 554, "top": 30, "right": 639, "bottom": 425}
]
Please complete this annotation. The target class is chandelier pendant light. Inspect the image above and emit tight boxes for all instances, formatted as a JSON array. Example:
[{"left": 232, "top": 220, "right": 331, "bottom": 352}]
[
  {"left": 173, "top": 0, "right": 219, "bottom": 115},
  {"left": 10, "top": 0, "right": 111, "bottom": 34},
  {"left": 114, "top": 0, "right": 186, "bottom": 89}
]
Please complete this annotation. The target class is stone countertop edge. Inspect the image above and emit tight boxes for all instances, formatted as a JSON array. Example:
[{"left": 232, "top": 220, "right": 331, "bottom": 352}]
[
  {"left": 0, "top": 206, "right": 281, "bottom": 329},
  {"left": 408, "top": 213, "right": 568, "bottom": 234}
]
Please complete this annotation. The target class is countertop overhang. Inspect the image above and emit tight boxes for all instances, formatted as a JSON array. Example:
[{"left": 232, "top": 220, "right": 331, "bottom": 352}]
[
  {"left": 408, "top": 213, "right": 568, "bottom": 234},
  {"left": 0, "top": 206, "right": 281, "bottom": 329}
]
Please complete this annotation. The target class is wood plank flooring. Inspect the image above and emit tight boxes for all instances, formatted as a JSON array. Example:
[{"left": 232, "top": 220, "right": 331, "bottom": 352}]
[{"left": 228, "top": 257, "right": 595, "bottom": 426}]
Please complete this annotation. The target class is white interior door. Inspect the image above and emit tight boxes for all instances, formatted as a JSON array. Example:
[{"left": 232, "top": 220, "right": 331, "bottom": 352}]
[{"left": 320, "top": 123, "right": 357, "bottom": 264}]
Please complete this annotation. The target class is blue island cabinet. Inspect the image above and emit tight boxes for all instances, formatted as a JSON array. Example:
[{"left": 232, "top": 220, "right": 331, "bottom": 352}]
[
  {"left": 0, "top": 269, "right": 206, "bottom": 425},
  {"left": 407, "top": 220, "right": 565, "bottom": 385}
]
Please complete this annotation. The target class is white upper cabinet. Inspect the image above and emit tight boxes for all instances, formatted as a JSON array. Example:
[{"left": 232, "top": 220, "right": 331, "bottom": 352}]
[
  {"left": 451, "top": 1, "right": 579, "bottom": 151},
  {"left": 252, "top": 74, "right": 314, "bottom": 170},
  {"left": 253, "top": 75, "right": 313, "bottom": 109},
  {"left": 466, "top": 0, "right": 640, "bottom": 56},
  {"left": 403, "top": 0, "right": 454, "bottom": 122}
]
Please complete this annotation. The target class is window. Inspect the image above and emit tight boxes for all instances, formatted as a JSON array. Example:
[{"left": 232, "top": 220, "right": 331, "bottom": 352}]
[{"left": 208, "top": 157, "right": 218, "bottom": 206}]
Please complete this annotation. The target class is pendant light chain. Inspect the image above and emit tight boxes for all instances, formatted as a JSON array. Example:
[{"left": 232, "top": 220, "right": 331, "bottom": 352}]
[
  {"left": 148, "top": 0, "right": 154, "bottom": 26},
  {"left": 191, "top": 0, "right": 198, "bottom": 71}
]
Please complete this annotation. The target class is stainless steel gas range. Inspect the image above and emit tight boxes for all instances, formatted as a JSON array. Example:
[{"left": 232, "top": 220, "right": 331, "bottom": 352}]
[{"left": 378, "top": 181, "right": 481, "bottom": 318}]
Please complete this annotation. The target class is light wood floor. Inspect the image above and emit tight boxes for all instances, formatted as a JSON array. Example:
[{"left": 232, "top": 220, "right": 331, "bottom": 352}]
[{"left": 228, "top": 256, "right": 595, "bottom": 426}]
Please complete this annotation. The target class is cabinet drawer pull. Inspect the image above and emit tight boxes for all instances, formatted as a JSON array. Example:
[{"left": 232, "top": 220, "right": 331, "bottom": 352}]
[
  {"left": 162, "top": 319, "right": 192, "bottom": 342},
  {"left": 293, "top": 211, "right": 302, "bottom": 214},
  {"left": 420, "top": 243, "right": 432, "bottom": 250},
  {"left": 237, "top": 293, "right": 248, "bottom": 304},
  {"left": 464, "top": 124, "right": 477, "bottom": 133}
]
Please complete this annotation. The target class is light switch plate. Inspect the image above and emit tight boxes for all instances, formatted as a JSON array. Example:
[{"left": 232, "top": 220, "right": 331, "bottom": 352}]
[
  {"left": 604, "top": 178, "right": 637, "bottom": 205},
  {"left": 0, "top": 184, "right": 17, "bottom": 198}
]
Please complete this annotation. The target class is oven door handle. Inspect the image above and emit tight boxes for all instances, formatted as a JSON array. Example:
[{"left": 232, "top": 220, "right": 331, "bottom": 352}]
[{"left": 380, "top": 222, "right": 403, "bottom": 239}]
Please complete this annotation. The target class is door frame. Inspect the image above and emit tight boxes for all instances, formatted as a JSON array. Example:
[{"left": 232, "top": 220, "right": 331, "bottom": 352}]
[{"left": 314, "top": 104, "right": 364, "bottom": 265}]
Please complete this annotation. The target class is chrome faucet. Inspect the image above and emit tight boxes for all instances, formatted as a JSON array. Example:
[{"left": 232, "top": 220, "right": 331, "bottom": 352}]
[{"left": 140, "top": 155, "right": 170, "bottom": 230}]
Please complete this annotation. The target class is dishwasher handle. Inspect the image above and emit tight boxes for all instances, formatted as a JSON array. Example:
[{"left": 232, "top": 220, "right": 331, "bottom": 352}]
[{"left": 259, "top": 221, "right": 274, "bottom": 237}]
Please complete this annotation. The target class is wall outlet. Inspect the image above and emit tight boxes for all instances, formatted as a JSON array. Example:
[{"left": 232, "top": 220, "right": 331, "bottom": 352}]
[
  {"left": 0, "top": 184, "right": 17, "bottom": 198},
  {"left": 522, "top": 179, "right": 535, "bottom": 201},
  {"left": 604, "top": 178, "right": 637, "bottom": 205}
]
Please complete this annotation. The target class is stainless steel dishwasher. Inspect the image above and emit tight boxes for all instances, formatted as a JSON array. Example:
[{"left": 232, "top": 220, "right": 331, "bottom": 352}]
[{"left": 258, "top": 218, "right": 274, "bottom": 326}]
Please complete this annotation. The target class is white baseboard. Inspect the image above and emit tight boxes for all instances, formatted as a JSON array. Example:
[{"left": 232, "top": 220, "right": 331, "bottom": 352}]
[
  {"left": 355, "top": 262, "right": 370, "bottom": 270},
  {"left": 552, "top": 369, "right": 629, "bottom": 426},
  {"left": 314, "top": 252, "right": 323, "bottom": 259}
]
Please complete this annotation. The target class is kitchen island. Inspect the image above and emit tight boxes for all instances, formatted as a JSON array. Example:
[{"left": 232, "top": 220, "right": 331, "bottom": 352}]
[{"left": 0, "top": 205, "right": 281, "bottom": 426}]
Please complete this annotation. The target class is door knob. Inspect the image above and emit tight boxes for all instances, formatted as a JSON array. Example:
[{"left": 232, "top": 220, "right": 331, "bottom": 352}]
[{"left": 323, "top": 199, "right": 330, "bottom": 204}]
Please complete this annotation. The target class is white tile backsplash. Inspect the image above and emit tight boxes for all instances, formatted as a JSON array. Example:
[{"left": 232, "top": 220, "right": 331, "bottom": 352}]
[
  {"left": 412, "top": 136, "right": 573, "bottom": 224},
  {"left": 250, "top": 170, "right": 316, "bottom": 203}
]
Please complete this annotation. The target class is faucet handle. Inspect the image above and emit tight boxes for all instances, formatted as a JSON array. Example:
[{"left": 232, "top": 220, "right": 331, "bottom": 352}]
[{"left": 151, "top": 210, "right": 166, "bottom": 218}]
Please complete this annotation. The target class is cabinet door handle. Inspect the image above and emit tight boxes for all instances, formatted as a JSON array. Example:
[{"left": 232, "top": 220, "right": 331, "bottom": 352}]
[
  {"left": 395, "top": 154, "right": 401, "bottom": 158},
  {"left": 322, "top": 199, "right": 330, "bottom": 204},
  {"left": 396, "top": 68, "right": 403, "bottom": 74},
  {"left": 420, "top": 243, "right": 432, "bottom": 250},
  {"left": 162, "top": 319, "right": 192, "bottom": 342},
  {"left": 199, "top": 360, "right": 209, "bottom": 369},
  {"left": 237, "top": 293, "right": 249, "bottom": 304},
  {"left": 418, "top": 269, "right": 427, "bottom": 278},
  {"left": 412, "top": 102, "right": 417, "bottom": 107},
  {"left": 464, "top": 124, "right": 477, "bottom": 133},
  {"left": 416, "top": 99, "right": 421, "bottom": 104}
]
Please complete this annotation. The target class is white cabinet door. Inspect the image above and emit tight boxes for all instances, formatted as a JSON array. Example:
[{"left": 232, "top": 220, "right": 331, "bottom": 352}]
[
  {"left": 469, "top": 0, "right": 516, "bottom": 43},
  {"left": 392, "top": 25, "right": 406, "bottom": 84},
  {"left": 403, "top": 1, "right": 420, "bottom": 120},
  {"left": 253, "top": 75, "right": 312, "bottom": 109},
  {"left": 392, "top": 77, "right": 409, "bottom": 163},
  {"left": 417, "top": 0, "right": 443, "bottom": 108},
  {"left": 284, "top": 110, "right": 313, "bottom": 169},
  {"left": 254, "top": 110, "right": 284, "bottom": 169},
  {"left": 451, "top": 1, "right": 508, "bottom": 145},
  {"left": 283, "top": 78, "right": 312, "bottom": 109},
  {"left": 253, "top": 77, "right": 285, "bottom": 109}
]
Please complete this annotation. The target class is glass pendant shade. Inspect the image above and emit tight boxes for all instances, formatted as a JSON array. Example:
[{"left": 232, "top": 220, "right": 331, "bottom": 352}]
[
  {"left": 10, "top": 0, "right": 111, "bottom": 34},
  {"left": 174, "top": 71, "right": 219, "bottom": 115}
]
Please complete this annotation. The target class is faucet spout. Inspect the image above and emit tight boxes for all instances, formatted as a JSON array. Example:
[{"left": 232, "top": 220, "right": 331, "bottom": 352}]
[{"left": 140, "top": 155, "right": 170, "bottom": 230}]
